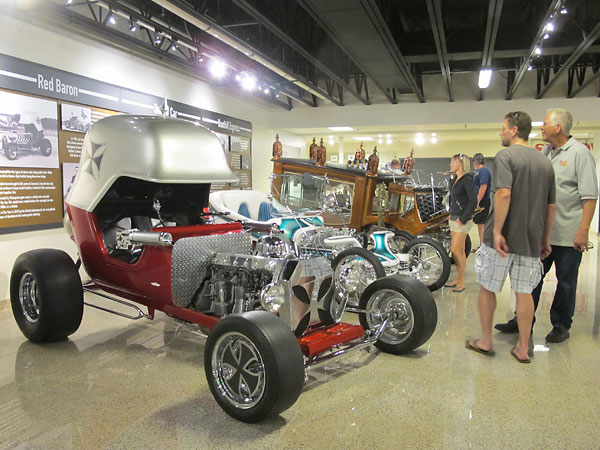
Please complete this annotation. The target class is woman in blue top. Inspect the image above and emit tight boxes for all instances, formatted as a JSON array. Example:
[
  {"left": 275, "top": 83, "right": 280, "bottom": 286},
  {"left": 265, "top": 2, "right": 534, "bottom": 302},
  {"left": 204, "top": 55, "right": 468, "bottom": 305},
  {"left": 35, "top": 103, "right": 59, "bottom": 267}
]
[{"left": 445, "top": 154, "right": 477, "bottom": 292}]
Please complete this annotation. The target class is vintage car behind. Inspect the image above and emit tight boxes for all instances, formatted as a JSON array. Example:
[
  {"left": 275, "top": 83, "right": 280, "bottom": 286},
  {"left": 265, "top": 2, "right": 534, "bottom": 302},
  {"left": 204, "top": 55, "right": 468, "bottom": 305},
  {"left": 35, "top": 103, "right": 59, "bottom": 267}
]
[
  {"left": 272, "top": 157, "right": 472, "bottom": 257},
  {"left": 10, "top": 115, "right": 438, "bottom": 423}
]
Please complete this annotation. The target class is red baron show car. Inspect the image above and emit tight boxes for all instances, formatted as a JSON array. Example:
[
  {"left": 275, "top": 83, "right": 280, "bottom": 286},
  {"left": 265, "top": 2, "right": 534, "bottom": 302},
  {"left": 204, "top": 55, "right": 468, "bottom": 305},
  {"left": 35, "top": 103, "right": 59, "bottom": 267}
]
[{"left": 10, "top": 114, "right": 437, "bottom": 422}]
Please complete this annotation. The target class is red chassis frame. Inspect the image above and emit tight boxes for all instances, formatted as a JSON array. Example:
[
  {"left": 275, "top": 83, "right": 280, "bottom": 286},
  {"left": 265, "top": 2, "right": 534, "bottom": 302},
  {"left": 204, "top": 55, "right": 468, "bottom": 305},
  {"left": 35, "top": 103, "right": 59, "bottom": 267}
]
[{"left": 66, "top": 205, "right": 365, "bottom": 358}]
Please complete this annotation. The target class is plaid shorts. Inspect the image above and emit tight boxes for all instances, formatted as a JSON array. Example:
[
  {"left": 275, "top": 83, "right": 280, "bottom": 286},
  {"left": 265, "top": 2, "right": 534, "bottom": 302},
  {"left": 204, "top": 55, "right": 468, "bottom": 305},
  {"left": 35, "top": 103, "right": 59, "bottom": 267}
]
[{"left": 474, "top": 244, "right": 543, "bottom": 293}]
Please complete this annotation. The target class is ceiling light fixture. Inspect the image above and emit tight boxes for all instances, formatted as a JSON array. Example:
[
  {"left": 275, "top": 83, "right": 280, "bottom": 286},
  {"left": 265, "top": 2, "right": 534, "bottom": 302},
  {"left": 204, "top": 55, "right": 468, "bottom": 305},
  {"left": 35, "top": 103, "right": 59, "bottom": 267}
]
[
  {"left": 240, "top": 74, "right": 257, "bottom": 91},
  {"left": 329, "top": 139, "right": 334, "bottom": 145},
  {"left": 209, "top": 59, "right": 227, "bottom": 78},
  {"left": 353, "top": 136, "right": 374, "bottom": 141},
  {"left": 263, "top": 88, "right": 270, "bottom": 94},
  {"left": 378, "top": 138, "right": 383, "bottom": 144},
  {"left": 328, "top": 126, "right": 354, "bottom": 132},
  {"left": 546, "top": 22, "right": 554, "bottom": 32},
  {"left": 560, "top": 7, "right": 567, "bottom": 14},
  {"left": 529, "top": 132, "right": 538, "bottom": 138},
  {"left": 528, "top": 65, "right": 533, "bottom": 71},
  {"left": 431, "top": 137, "right": 438, "bottom": 144},
  {"left": 543, "top": 33, "right": 550, "bottom": 39},
  {"left": 532, "top": 121, "right": 544, "bottom": 126},
  {"left": 108, "top": 12, "right": 117, "bottom": 25},
  {"left": 386, "top": 138, "right": 392, "bottom": 145},
  {"left": 415, "top": 136, "right": 425, "bottom": 146},
  {"left": 478, "top": 69, "right": 492, "bottom": 89},
  {"left": 129, "top": 19, "right": 137, "bottom": 32},
  {"left": 534, "top": 47, "right": 542, "bottom": 55}
]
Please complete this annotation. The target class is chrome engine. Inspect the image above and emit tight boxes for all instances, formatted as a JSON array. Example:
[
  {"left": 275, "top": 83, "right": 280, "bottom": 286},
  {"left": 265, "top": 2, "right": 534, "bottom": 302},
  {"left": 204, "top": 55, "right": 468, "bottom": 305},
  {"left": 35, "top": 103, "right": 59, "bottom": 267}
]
[{"left": 171, "top": 232, "right": 337, "bottom": 335}]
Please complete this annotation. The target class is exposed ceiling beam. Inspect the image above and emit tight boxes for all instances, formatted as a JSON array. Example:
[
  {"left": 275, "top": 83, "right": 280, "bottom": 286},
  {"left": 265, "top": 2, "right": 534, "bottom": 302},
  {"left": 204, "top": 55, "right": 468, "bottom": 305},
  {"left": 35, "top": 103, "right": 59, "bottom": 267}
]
[
  {"left": 230, "top": 0, "right": 370, "bottom": 105},
  {"left": 568, "top": 67, "right": 600, "bottom": 98},
  {"left": 152, "top": 0, "right": 343, "bottom": 106},
  {"left": 536, "top": 22, "right": 600, "bottom": 99},
  {"left": 426, "top": 0, "right": 453, "bottom": 102},
  {"left": 29, "top": 2, "right": 293, "bottom": 110},
  {"left": 359, "top": 0, "right": 425, "bottom": 103},
  {"left": 295, "top": 0, "right": 397, "bottom": 104},
  {"left": 478, "top": 0, "right": 503, "bottom": 101},
  {"left": 506, "top": 0, "right": 561, "bottom": 100}
]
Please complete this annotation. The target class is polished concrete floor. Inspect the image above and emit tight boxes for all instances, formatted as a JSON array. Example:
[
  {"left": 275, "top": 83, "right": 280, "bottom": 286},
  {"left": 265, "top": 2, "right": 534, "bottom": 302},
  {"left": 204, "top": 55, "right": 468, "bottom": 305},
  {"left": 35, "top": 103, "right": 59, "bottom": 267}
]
[{"left": 1, "top": 240, "right": 599, "bottom": 450}]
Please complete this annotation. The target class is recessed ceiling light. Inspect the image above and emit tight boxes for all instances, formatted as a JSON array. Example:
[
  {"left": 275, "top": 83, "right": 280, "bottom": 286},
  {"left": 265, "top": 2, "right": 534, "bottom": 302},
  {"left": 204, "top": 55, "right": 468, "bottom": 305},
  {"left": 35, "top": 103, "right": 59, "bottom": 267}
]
[
  {"left": 353, "top": 136, "right": 374, "bottom": 141},
  {"left": 529, "top": 133, "right": 538, "bottom": 138},
  {"left": 386, "top": 138, "right": 392, "bottom": 144},
  {"left": 431, "top": 137, "right": 438, "bottom": 144},
  {"left": 209, "top": 59, "right": 227, "bottom": 78},
  {"left": 532, "top": 121, "right": 543, "bottom": 126},
  {"left": 328, "top": 126, "right": 354, "bottom": 131},
  {"left": 534, "top": 47, "right": 542, "bottom": 55}
]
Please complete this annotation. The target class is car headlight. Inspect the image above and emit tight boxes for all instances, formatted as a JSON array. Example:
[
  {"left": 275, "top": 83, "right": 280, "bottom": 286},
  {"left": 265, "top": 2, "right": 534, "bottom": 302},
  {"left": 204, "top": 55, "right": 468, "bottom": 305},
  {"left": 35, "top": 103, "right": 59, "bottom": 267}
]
[{"left": 260, "top": 282, "right": 286, "bottom": 313}]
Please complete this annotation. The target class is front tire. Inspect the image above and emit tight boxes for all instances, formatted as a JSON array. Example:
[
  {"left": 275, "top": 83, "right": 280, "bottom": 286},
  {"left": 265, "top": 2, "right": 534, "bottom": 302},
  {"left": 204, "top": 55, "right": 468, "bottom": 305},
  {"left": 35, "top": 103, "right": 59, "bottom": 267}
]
[
  {"left": 39, "top": 138, "right": 52, "bottom": 156},
  {"left": 403, "top": 237, "right": 451, "bottom": 291},
  {"left": 331, "top": 247, "right": 386, "bottom": 307},
  {"left": 10, "top": 249, "right": 83, "bottom": 342},
  {"left": 5, "top": 143, "right": 18, "bottom": 160},
  {"left": 204, "top": 311, "right": 304, "bottom": 423},
  {"left": 359, "top": 275, "right": 437, "bottom": 354}
]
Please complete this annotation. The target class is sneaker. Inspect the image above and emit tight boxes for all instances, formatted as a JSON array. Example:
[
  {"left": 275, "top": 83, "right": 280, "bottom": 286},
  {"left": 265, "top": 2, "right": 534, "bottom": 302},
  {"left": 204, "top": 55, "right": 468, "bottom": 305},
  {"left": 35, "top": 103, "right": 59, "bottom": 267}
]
[
  {"left": 546, "top": 326, "right": 569, "bottom": 343},
  {"left": 494, "top": 317, "right": 518, "bottom": 334}
]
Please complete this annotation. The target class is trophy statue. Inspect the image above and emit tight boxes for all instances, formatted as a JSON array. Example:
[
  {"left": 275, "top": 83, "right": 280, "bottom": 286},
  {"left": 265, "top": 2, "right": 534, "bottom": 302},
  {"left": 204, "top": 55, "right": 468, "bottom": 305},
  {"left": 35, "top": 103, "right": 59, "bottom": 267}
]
[
  {"left": 272, "top": 134, "right": 282, "bottom": 160},
  {"left": 316, "top": 138, "right": 326, "bottom": 166},
  {"left": 402, "top": 148, "right": 415, "bottom": 175},
  {"left": 309, "top": 137, "right": 318, "bottom": 160},
  {"left": 366, "top": 146, "right": 380, "bottom": 177}
]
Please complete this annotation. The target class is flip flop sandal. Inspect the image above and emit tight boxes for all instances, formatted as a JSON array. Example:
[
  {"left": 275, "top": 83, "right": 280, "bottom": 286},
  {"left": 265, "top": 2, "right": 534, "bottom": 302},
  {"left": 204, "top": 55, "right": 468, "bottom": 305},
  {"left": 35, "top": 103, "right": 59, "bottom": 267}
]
[
  {"left": 465, "top": 339, "right": 495, "bottom": 356},
  {"left": 510, "top": 346, "right": 531, "bottom": 364}
]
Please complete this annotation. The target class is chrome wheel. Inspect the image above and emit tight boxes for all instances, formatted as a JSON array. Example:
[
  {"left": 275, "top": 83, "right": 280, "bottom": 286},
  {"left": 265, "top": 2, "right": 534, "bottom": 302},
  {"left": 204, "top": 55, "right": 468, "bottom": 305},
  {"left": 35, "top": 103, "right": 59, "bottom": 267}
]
[
  {"left": 364, "top": 289, "right": 414, "bottom": 345},
  {"left": 211, "top": 332, "right": 266, "bottom": 409},
  {"left": 406, "top": 243, "right": 444, "bottom": 287},
  {"left": 333, "top": 254, "right": 380, "bottom": 305},
  {"left": 18, "top": 272, "right": 40, "bottom": 323}
]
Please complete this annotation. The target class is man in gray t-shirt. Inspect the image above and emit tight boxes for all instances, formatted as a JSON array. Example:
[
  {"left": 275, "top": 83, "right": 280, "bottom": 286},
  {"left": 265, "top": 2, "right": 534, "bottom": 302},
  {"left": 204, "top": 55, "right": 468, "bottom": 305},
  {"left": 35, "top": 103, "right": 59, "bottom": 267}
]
[
  {"left": 467, "top": 111, "right": 556, "bottom": 364},
  {"left": 495, "top": 108, "right": 598, "bottom": 343}
]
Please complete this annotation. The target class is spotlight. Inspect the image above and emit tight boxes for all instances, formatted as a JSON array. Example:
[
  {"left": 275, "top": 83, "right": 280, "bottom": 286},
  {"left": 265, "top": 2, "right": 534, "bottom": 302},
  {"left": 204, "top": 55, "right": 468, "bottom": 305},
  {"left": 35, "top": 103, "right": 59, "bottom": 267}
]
[
  {"left": 155, "top": 32, "right": 162, "bottom": 44},
  {"left": 534, "top": 47, "right": 542, "bottom": 55},
  {"left": 209, "top": 59, "right": 227, "bottom": 78},
  {"left": 386, "top": 138, "right": 392, "bottom": 145},
  {"left": 264, "top": 88, "right": 270, "bottom": 94},
  {"left": 528, "top": 65, "right": 533, "bottom": 71},
  {"left": 275, "top": 93, "right": 280, "bottom": 98},
  {"left": 478, "top": 69, "right": 492, "bottom": 89},
  {"left": 129, "top": 19, "right": 137, "bottom": 32},
  {"left": 546, "top": 22, "right": 554, "bottom": 32},
  {"left": 240, "top": 74, "right": 257, "bottom": 91},
  {"left": 170, "top": 43, "right": 178, "bottom": 52},
  {"left": 108, "top": 12, "right": 117, "bottom": 25},
  {"left": 543, "top": 33, "right": 550, "bottom": 39},
  {"left": 415, "top": 136, "right": 425, "bottom": 146},
  {"left": 329, "top": 140, "right": 334, "bottom": 145},
  {"left": 560, "top": 7, "right": 567, "bottom": 14},
  {"left": 235, "top": 74, "right": 241, "bottom": 81},
  {"left": 378, "top": 138, "right": 383, "bottom": 144},
  {"left": 416, "top": 132, "right": 423, "bottom": 137},
  {"left": 198, "top": 56, "right": 204, "bottom": 62},
  {"left": 67, "top": 0, "right": 73, "bottom": 3},
  {"left": 431, "top": 137, "right": 438, "bottom": 144}
]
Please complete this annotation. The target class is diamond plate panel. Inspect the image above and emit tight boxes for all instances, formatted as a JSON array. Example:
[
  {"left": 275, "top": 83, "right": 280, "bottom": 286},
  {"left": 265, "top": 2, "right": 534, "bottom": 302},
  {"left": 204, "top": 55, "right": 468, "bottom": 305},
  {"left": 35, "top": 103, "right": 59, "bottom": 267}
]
[{"left": 171, "top": 232, "right": 253, "bottom": 307}]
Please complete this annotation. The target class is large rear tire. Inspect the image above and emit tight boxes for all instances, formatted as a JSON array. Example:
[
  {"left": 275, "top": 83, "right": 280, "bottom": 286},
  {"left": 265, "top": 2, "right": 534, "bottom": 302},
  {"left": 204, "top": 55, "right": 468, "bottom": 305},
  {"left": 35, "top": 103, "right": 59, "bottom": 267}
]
[
  {"left": 403, "top": 237, "right": 451, "bottom": 291},
  {"left": 10, "top": 249, "right": 83, "bottom": 342},
  {"left": 204, "top": 311, "right": 304, "bottom": 423},
  {"left": 359, "top": 275, "right": 437, "bottom": 354}
]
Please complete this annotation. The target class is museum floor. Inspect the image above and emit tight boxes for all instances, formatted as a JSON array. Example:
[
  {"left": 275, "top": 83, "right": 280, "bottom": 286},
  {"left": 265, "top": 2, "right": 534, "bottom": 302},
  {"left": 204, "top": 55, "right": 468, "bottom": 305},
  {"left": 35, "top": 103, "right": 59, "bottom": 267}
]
[{"left": 1, "top": 238, "right": 599, "bottom": 450}]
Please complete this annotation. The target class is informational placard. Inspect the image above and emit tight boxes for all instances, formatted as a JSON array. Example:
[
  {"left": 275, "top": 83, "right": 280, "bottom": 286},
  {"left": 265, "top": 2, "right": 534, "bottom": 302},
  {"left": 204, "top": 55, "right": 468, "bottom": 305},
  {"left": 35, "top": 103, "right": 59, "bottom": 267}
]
[{"left": 0, "top": 168, "right": 62, "bottom": 227}]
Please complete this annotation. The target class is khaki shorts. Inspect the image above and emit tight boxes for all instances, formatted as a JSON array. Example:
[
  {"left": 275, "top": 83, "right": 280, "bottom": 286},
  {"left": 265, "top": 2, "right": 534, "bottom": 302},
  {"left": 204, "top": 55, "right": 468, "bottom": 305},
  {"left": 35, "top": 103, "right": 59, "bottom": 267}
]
[{"left": 449, "top": 218, "right": 473, "bottom": 234}]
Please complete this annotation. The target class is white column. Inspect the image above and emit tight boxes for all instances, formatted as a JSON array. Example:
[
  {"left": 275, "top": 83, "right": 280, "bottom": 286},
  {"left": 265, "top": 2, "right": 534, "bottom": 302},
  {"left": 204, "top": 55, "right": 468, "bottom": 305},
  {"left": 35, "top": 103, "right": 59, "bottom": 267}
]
[{"left": 338, "top": 137, "right": 344, "bottom": 163}]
